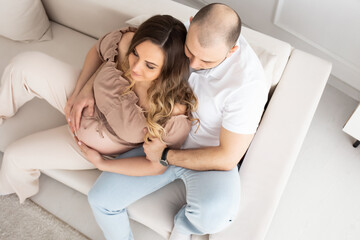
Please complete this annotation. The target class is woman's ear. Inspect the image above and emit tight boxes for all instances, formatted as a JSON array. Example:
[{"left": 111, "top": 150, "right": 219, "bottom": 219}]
[{"left": 189, "top": 16, "right": 193, "bottom": 22}]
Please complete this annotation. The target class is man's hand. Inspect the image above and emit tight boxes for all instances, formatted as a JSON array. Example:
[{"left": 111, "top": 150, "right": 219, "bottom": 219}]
[
  {"left": 143, "top": 137, "right": 167, "bottom": 163},
  {"left": 65, "top": 86, "right": 95, "bottom": 133}
]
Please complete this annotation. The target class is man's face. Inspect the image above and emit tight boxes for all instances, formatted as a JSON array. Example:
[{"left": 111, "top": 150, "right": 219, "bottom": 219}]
[{"left": 185, "top": 25, "right": 230, "bottom": 71}]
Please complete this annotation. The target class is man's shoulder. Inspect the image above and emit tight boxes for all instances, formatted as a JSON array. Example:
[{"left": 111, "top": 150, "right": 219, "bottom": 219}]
[{"left": 210, "top": 34, "right": 265, "bottom": 83}]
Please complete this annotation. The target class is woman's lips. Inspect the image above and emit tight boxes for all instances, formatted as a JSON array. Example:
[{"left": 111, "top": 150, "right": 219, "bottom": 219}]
[{"left": 131, "top": 71, "right": 141, "bottom": 77}]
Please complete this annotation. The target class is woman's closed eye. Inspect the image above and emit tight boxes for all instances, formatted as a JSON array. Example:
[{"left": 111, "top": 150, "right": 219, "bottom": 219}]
[
  {"left": 146, "top": 63, "right": 155, "bottom": 70},
  {"left": 132, "top": 47, "right": 158, "bottom": 70},
  {"left": 132, "top": 48, "right": 138, "bottom": 57}
]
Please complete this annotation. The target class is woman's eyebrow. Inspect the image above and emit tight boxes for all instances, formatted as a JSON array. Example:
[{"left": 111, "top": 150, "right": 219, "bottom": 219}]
[
  {"left": 134, "top": 47, "right": 159, "bottom": 67},
  {"left": 145, "top": 60, "right": 158, "bottom": 67}
]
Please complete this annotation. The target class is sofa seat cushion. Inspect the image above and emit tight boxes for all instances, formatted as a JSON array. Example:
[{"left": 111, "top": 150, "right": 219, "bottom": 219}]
[
  {"left": 41, "top": 168, "right": 101, "bottom": 195},
  {"left": 42, "top": 166, "right": 195, "bottom": 239},
  {"left": 0, "top": 22, "right": 97, "bottom": 151},
  {"left": 42, "top": 167, "right": 190, "bottom": 239}
]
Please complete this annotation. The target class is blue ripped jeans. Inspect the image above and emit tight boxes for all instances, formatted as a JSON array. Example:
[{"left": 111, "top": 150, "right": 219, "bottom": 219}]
[{"left": 88, "top": 147, "right": 241, "bottom": 240}]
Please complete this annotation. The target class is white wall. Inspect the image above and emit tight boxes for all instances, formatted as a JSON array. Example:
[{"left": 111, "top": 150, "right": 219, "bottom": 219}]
[{"left": 173, "top": 0, "right": 360, "bottom": 100}]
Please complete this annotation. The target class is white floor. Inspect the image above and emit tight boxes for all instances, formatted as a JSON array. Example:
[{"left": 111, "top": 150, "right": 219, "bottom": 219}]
[
  {"left": 1, "top": 83, "right": 359, "bottom": 240},
  {"left": 265, "top": 84, "right": 360, "bottom": 240}
]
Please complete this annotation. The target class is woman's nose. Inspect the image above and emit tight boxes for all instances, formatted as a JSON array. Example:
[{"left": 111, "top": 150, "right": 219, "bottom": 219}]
[{"left": 132, "top": 60, "right": 142, "bottom": 72}]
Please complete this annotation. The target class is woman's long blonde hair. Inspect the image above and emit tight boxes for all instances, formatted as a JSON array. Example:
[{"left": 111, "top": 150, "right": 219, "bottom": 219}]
[{"left": 121, "top": 15, "right": 198, "bottom": 142}]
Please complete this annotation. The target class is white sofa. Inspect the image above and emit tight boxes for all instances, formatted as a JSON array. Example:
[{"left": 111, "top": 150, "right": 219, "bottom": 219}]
[{"left": 0, "top": 0, "right": 332, "bottom": 239}]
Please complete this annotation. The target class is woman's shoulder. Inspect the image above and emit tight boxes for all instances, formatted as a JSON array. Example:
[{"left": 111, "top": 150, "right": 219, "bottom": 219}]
[
  {"left": 171, "top": 103, "right": 187, "bottom": 116},
  {"left": 118, "top": 30, "right": 135, "bottom": 61},
  {"left": 96, "top": 27, "right": 136, "bottom": 62}
]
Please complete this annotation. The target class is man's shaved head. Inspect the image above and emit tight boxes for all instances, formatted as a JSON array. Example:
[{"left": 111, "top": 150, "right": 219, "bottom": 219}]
[{"left": 190, "top": 3, "right": 241, "bottom": 49}]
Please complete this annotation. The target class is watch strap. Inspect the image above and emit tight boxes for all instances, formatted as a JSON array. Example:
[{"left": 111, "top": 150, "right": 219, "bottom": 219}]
[{"left": 161, "top": 147, "right": 170, "bottom": 161}]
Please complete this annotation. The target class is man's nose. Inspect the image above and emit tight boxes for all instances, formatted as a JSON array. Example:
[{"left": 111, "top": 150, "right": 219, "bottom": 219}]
[{"left": 189, "top": 57, "right": 202, "bottom": 69}]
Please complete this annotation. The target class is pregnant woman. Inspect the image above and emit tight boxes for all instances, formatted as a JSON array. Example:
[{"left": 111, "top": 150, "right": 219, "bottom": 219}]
[{"left": 0, "top": 15, "right": 197, "bottom": 203}]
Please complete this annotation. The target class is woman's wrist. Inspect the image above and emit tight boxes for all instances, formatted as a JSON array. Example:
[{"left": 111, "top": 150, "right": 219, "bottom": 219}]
[
  {"left": 95, "top": 157, "right": 107, "bottom": 171},
  {"left": 70, "top": 88, "right": 81, "bottom": 99}
]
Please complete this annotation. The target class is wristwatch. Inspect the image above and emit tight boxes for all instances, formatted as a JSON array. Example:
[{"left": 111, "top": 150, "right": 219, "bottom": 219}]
[{"left": 160, "top": 148, "right": 170, "bottom": 167}]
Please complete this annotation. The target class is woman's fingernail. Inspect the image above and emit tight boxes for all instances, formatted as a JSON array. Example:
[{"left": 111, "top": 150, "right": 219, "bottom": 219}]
[
  {"left": 68, "top": 118, "right": 71, "bottom": 122},
  {"left": 78, "top": 141, "right": 81, "bottom": 145}
]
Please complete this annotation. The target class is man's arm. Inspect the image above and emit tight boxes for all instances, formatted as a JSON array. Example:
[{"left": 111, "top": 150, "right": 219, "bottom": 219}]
[{"left": 144, "top": 127, "right": 254, "bottom": 171}]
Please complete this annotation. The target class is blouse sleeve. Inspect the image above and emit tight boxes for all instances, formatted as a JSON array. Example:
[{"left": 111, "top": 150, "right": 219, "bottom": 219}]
[
  {"left": 95, "top": 27, "right": 137, "bottom": 62},
  {"left": 162, "top": 115, "right": 192, "bottom": 149},
  {"left": 96, "top": 30, "right": 122, "bottom": 62}
]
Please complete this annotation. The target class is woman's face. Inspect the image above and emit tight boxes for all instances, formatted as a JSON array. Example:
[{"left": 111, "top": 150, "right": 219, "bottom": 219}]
[{"left": 128, "top": 40, "right": 164, "bottom": 83}]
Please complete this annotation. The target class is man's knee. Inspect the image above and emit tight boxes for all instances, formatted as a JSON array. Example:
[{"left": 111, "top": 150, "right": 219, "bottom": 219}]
[
  {"left": 186, "top": 198, "right": 240, "bottom": 234},
  {"left": 88, "top": 179, "right": 118, "bottom": 211},
  {"left": 87, "top": 173, "right": 129, "bottom": 213}
]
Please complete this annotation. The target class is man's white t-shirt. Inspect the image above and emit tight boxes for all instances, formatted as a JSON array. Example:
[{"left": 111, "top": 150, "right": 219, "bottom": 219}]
[{"left": 182, "top": 34, "right": 269, "bottom": 149}]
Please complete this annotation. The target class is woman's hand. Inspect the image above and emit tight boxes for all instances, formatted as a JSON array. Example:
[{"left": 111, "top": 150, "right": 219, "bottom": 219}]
[
  {"left": 65, "top": 86, "right": 95, "bottom": 133},
  {"left": 76, "top": 137, "right": 105, "bottom": 169}
]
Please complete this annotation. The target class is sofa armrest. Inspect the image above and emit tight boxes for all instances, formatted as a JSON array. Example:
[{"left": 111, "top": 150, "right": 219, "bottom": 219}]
[{"left": 211, "top": 49, "right": 332, "bottom": 240}]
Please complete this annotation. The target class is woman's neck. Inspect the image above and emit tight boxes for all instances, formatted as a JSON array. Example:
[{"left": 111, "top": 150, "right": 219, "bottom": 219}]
[{"left": 133, "top": 81, "right": 152, "bottom": 110}]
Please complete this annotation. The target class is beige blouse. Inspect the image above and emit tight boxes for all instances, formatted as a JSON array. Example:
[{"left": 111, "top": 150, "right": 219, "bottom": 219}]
[{"left": 75, "top": 28, "right": 191, "bottom": 155}]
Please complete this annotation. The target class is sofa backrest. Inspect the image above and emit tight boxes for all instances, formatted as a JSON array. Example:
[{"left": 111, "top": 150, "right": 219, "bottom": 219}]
[
  {"left": 42, "top": 0, "right": 291, "bottom": 96},
  {"left": 42, "top": 0, "right": 198, "bottom": 39}
]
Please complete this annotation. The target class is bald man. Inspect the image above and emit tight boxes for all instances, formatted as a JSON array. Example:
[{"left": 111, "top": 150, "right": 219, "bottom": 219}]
[{"left": 88, "top": 3, "right": 268, "bottom": 240}]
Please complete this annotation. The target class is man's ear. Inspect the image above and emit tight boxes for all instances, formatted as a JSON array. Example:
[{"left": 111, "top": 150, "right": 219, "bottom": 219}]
[
  {"left": 227, "top": 45, "right": 239, "bottom": 57},
  {"left": 189, "top": 16, "right": 193, "bottom": 22}
]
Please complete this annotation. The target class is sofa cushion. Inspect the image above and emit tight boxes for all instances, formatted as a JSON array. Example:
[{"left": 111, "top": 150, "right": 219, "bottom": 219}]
[
  {"left": 241, "top": 27, "right": 292, "bottom": 95},
  {"left": 0, "top": 0, "right": 52, "bottom": 42}
]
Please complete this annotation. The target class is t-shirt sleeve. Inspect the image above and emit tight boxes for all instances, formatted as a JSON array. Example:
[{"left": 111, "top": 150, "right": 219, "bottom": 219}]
[
  {"left": 222, "top": 81, "right": 268, "bottom": 134},
  {"left": 162, "top": 115, "right": 192, "bottom": 149}
]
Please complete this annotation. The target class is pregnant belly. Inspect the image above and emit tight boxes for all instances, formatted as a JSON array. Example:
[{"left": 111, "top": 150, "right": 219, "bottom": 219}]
[{"left": 75, "top": 117, "right": 134, "bottom": 156}]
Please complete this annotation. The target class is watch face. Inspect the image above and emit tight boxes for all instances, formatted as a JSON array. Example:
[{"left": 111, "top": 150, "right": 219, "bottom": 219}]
[{"left": 160, "top": 159, "right": 169, "bottom": 167}]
